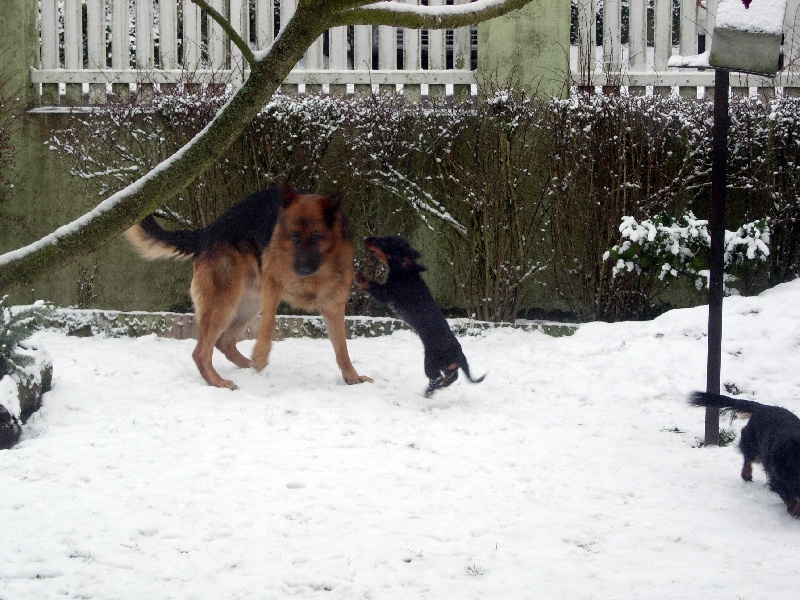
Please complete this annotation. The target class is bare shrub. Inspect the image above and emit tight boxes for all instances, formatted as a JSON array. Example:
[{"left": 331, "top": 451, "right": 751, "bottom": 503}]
[
  {"left": 47, "top": 86, "right": 800, "bottom": 323},
  {"left": 543, "top": 93, "right": 709, "bottom": 321}
]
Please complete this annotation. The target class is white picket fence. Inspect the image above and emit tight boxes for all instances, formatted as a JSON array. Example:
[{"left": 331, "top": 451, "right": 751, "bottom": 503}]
[
  {"left": 30, "top": 0, "right": 800, "bottom": 107},
  {"left": 32, "top": 0, "right": 477, "bottom": 106},
  {"left": 573, "top": 0, "right": 800, "bottom": 97}
]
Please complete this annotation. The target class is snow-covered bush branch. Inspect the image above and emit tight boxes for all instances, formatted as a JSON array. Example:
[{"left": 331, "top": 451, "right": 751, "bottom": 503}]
[{"left": 604, "top": 212, "right": 770, "bottom": 294}]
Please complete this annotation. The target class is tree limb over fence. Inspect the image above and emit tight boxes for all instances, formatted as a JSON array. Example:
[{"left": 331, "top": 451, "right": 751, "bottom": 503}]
[{"left": 0, "top": 0, "right": 536, "bottom": 294}]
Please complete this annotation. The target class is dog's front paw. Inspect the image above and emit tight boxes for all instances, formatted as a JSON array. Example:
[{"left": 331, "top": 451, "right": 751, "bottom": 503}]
[
  {"left": 251, "top": 353, "right": 269, "bottom": 372},
  {"left": 345, "top": 373, "right": 373, "bottom": 384}
]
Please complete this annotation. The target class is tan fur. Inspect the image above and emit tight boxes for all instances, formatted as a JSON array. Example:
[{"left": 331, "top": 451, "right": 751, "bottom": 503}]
[
  {"left": 251, "top": 194, "right": 372, "bottom": 386},
  {"left": 125, "top": 224, "right": 193, "bottom": 261},
  {"left": 126, "top": 186, "right": 371, "bottom": 389}
]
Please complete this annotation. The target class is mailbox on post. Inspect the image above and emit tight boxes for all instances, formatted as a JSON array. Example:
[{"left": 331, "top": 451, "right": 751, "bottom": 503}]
[
  {"left": 668, "top": 0, "right": 788, "bottom": 446},
  {"left": 709, "top": 0, "right": 787, "bottom": 77}
]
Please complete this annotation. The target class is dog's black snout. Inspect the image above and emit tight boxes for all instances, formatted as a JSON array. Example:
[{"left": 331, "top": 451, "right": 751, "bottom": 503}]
[{"left": 294, "top": 254, "right": 321, "bottom": 278}]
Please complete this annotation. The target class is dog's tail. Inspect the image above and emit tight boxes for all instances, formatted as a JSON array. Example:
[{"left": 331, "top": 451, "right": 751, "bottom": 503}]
[
  {"left": 459, "top": 357, "right": 486, "bottom": 384},
  {"left": 689, "top": 391, "right": 764, "bottom": 415},
  {"left": 125, "top": 215, "right": 205, "bottom": 261}
]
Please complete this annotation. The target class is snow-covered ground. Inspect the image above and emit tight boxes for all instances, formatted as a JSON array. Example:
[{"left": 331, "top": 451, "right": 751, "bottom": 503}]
[{"left": 3, "top": 281, "right": 800, "bottom": 599}]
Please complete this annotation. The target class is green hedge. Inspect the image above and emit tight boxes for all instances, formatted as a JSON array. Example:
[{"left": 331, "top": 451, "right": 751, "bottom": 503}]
[{"left": 49, "top": 89, "right": 800, "bottom": 322}]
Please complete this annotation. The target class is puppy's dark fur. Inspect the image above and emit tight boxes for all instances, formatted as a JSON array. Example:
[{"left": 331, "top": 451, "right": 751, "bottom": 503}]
[
  {"left": 690, "top": 391, "right": 800, "bottom": 517},
  {"left": 126, "top": 181, "right": 371, "bottom": 389},
  {"left": 356, "top": 235, "right": 484, "bottom": 397}
]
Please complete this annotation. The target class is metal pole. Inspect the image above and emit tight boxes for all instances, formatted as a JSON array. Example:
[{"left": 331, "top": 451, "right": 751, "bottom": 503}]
[{"left": 705, "top": 68, "right": 729, "bottom": 446}]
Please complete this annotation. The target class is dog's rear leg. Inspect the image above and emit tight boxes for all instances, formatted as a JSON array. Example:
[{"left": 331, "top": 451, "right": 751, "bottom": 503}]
[
  {"left": 739, "top": 424, "right": 758, "bottom": 482},
  {"left": 192, "top": 306, "right": 239, "bottom": 390},
  {"left": 441, "top": 364, "right": 459, "bottom": 388},
  {"left": 191, "top": 261, "right": 242, "bottom": 390},
  {"left": 216, "top": 287, "right": 261, "bottom": 369},
  {"left": 320, "top": 303, "right": 372, "bottom": 384},
  {"left": 741, "top": 459, "right": 754, "bottom": 482}
]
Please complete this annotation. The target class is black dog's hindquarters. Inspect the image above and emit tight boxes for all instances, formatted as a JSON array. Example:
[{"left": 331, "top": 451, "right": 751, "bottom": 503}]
[
  {"left": 690, "top": 392, "right": 800, "bottom": 517},
  {"left": 357, "top": 236, "right": 485, "bottom": 397}
]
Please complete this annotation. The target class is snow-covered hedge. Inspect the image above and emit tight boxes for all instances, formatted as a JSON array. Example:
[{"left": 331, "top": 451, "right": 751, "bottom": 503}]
[
  {"left": 48, "top": 88, "right": 800, "bottom": 322},
  {"left": 604, "top": 212, "right": 771, "bottom": 293}
]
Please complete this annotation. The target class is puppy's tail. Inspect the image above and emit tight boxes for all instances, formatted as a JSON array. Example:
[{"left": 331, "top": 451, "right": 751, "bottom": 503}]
[
  {"left": 125, "top": 215, "right": 205, "bottom": 261},
  {"left": 689, "top": 391, "right": 764, "bottom": 416},
  {"left": 459, "top": 357, "right": 486, "bottom": 384}
]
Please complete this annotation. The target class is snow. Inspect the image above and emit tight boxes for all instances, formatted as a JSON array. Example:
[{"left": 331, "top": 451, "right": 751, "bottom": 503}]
[
  {"left": 667, "top": 50, "right": 711, "bottom": 69},
  {"left": 3, "top": 281, "right": 800, "bottom": 598},
  {"left": 716, "top": 0, "right": 787, "bottom": 35}
]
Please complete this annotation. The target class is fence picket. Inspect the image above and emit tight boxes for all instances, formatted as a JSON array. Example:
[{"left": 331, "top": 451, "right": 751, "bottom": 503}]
[
  {"left": 353, "top": 24, "right": 372, "bottom": 94},
  {"left": 183, "top": 0, "right": 202, "bottom": 70},
  {"left": 112, "top": 0, "right": 129, "bottom": 70},
  {"left": 452, "top": 0, "right": 473, "bottom": 101},
  {"left": 328, "top": 25, "right": 348, "bottom": 95},
  {"left": 160, "top": 0, "right": 178, "bottom": 70},
  {"left": 135, "top": 1, "right": 153, "bottom": 69},
  {"left": 627, "top": 0, "right": 646, "bottom": 94},
  {"left": 64, "top": 0, "right": 82, "bottom": 103},
  {"left": 207, "top": 0, "right": 226, "bottom": 70},
  {"left": 678, "top": 0, "right": 699, "bottom": 99},
  {"left": 255, "top": 0, "right": 275, "bottom": 51},
  {"left": 576, "top": 0, "right": 596, "bottom": 88},
  {"left": 87, "top": 0, "right": 107, "bottom": 103},
  {"left": 403, "top": 0, "right": 422, "bottom": 100},
  {"left": 653, "top": 0, "right": 672, "bottom": 95},
  {"left": 603, "top": 0, "right": 622, "bottom": 81},
  {"left": 427, "top": 0, "right": 446, "bottom": 98}
]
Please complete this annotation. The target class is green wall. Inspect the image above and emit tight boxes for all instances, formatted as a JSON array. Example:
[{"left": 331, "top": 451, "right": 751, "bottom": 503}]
[{"left": 478, "top": 0, "right": 571, "bottom": 99}]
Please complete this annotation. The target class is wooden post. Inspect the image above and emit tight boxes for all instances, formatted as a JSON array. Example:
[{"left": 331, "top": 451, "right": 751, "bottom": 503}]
[{"left": 705, "top": 68, "right": 729, "bottom": 446}]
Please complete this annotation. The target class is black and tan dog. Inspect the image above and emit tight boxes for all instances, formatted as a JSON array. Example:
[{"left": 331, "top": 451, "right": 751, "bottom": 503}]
[
  {"left": 356, "top": 235, "right": 484, "bottom": 397},
  {"left": 690, "top": 391, "right": 800, "bottom": 517},
  {"left": 126, "top": 181, "right": 371, "bottom": 389}
]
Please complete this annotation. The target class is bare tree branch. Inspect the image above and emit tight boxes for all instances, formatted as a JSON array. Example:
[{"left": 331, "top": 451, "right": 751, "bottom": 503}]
[{"left": 191, "top": 0, "right": 255, "bottom": 67}]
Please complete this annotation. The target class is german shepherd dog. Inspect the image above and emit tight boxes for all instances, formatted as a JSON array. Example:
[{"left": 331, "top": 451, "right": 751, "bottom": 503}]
[
  {"left": 356, "top": 235, "right": 485, "bottom": 397},
  {"left": 690, "top": 392, "right": 800, "bottom": 517},
  {"left": 125, "top": 181, "right": 371, "bottom": 389}
]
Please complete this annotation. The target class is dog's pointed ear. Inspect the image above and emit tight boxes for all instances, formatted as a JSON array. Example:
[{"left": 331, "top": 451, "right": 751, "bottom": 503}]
[
  {"left": 322, "top": 190, "right": 343, "bottom": 226},
  {"left": 278, "top": 179, "right": 297, "bottom": 209}
]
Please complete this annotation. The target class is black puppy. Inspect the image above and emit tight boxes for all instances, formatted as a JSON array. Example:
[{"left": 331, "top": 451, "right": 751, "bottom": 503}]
[
  {"left": 356, "top": 235, "right": 485, "bottom": 397},
  {"left": 690, "top": 391, "right": 800, "bottom": 517}
]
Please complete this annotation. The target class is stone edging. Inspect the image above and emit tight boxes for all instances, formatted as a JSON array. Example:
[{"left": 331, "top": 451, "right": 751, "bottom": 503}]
[{"left": 44, "top": 309, "right": 578, "bottom": 340}]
